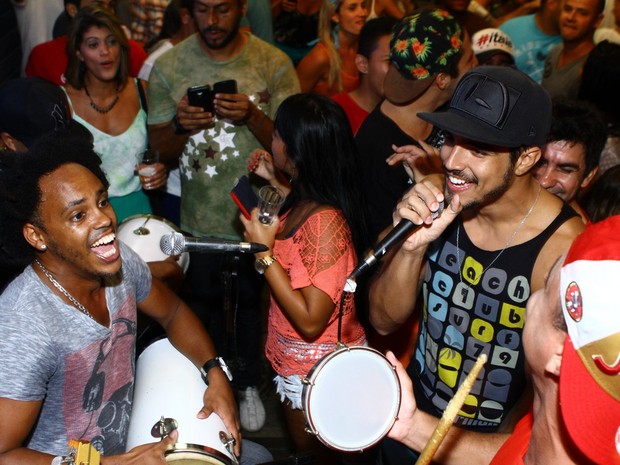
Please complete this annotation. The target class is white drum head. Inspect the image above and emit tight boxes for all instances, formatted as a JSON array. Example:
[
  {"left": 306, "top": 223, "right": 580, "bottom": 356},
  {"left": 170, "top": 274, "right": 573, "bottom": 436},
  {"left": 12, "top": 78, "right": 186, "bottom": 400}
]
[
  {"left": 118, "top": 214, "right": 189, "bottom": 273},
  {"left": 126, "top": 339, "right": 236, "bottom": 465},
  {"left": 303, "top": 346, "right": 401, "bottom": 451}
]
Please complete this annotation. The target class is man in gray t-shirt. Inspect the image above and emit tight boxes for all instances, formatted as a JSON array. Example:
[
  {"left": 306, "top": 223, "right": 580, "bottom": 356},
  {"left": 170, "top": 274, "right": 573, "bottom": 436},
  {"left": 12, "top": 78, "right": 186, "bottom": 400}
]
[{"left": 0, "top": 131, "right": 242, "bottom": 463}]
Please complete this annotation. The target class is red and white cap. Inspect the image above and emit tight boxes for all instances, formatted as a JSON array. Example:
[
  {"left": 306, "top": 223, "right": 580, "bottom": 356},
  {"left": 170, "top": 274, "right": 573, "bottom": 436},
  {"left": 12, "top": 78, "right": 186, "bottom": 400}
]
[{"left": 559, "top": 215, "right": 620, "bottom": 464}]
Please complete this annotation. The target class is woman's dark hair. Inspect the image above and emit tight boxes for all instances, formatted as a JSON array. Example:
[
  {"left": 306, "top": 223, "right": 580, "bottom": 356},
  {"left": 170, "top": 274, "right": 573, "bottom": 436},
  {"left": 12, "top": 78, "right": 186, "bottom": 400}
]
[
  {"left": 65, "top": 5, "right": 130, "bottom": 89},
  {"left": 579, "top": 40, "right": 620, "bottom": 130},
  {"left": 0, "top": 129, "right": 108, "bottom": 272},
  {"left": 582, "top": 165, "right": 620, "bottom": 223},
  {"left": 274, "top": 93, "right": 370, "bottom": 256}
]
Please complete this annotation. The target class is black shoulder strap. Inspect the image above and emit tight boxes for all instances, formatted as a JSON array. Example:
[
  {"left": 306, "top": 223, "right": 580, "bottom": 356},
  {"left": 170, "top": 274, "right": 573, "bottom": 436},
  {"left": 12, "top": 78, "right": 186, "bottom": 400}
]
[{"left": 537, "top": 202, "right": 580, "bottom": 246}]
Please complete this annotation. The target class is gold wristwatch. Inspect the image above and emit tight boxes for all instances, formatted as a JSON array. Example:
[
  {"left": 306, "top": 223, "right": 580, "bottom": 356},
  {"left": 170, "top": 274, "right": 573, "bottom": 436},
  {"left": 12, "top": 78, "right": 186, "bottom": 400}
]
[{"left": 254, "top": 255, "right": 277, "bottom": 274}]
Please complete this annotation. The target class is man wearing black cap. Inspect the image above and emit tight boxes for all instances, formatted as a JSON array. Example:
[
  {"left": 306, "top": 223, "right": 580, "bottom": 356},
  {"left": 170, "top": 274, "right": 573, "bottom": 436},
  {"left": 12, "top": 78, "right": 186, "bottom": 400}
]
[
  {"left": 369, "top": 66, "right": 584, "bottom": 463},
  {"left": 356, "top": 8, "right": 477, "bottom": 240}
]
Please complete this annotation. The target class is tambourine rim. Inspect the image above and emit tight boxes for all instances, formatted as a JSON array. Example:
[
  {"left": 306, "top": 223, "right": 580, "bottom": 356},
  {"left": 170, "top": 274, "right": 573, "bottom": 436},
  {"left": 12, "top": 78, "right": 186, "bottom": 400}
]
[
  {"left": 302, "top": 345, "right": 401, "bottom": 452},
  {"left": 165, "top": 443, "right": 234, "bottom": 464}
]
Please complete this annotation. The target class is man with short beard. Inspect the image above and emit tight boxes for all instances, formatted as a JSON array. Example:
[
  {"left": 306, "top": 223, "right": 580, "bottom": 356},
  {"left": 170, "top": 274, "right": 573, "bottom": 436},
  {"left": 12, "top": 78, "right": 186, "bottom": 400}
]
[
  {"left": 369, "top": 66, "right": 584, "bottom": 464},
  {"left": 541, "top": 0, "right": 605, "bottom": 98},
  {"left": 147, "top": 0, "right": 299, "bottom": 433},
  {"left": 0, "top": 130, "right": 241, "bottom": 464}
]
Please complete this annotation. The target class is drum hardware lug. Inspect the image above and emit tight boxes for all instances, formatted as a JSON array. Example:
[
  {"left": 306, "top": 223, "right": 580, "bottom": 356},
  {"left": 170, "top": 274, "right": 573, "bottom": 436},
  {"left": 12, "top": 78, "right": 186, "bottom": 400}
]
[
  {"left": 334, "top": 341, "right": 348, "bottom": 351},
  {"left": 151, "top": 416, "right": 178, "bottom": 439},
  {"left": 304, "top": 426, "right": 317, "bottom": 436},
  {"left": 220, "top": 431, "right": 236, "bottom": 456},
  {"left": 133, "top": 215, "right": 152, "bottom": 235}
]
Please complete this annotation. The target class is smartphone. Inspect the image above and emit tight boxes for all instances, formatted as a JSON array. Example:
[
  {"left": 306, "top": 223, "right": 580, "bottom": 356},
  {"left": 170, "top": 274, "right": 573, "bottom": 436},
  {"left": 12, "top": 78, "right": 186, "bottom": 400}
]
[
  {"left": 213, "top": 79, "right": 238, "bottom": 95},
  {"left": 187, "top": 84, "right": 214, "bottom": 113},
  {"left": 230, "top": 175, "right": 258, "bottom": 220}
]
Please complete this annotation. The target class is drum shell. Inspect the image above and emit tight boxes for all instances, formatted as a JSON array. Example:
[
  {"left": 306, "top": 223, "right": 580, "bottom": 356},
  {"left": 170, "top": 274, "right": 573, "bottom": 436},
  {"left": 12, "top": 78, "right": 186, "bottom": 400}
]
[
  {"left": 126, "top": 338, "right": 236, "bottom": 464},
  {"left": 302, "top": 346, "right": 401, "bottom": 452},
  {"left": 118, "top": 215, "right": 190, "bottom": 273}
]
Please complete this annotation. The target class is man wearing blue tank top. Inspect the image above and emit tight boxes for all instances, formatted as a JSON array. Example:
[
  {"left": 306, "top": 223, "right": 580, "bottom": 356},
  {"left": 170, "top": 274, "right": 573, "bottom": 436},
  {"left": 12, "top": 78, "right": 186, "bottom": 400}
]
[{"left": 369, "top": 66, "right": 584, "bottom": 464}]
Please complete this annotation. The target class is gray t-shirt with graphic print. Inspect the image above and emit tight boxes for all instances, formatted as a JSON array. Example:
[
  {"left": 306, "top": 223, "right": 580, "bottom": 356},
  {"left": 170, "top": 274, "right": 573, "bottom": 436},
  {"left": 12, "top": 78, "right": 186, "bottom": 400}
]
[{"left": 0, "top": 243, "right": 151, "bottom": 456}]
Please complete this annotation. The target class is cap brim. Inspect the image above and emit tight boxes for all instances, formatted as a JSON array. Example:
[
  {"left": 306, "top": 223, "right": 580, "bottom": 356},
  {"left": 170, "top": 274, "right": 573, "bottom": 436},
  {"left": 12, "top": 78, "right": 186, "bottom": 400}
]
[
  {"left": 418, "top": 108, "right": 523, "bottom": 148},
  {"left": 476, "top": 50, "right": 515, "bottom": 65},
  {"left": 383, "top": 65, "right": 436, "bottom": 105},
  {"left": 559, "top": 335, "right": 620, "bottom": 465}
]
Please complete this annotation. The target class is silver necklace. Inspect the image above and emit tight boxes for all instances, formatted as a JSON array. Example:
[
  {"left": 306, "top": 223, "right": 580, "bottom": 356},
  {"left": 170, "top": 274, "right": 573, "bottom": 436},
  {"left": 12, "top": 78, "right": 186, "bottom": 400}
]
[
  {"left": 456, "top": 185, "right": 541, "bottom": 283},
  {"left": 34, "top": 259, "right": 95, "bottom": 320}
]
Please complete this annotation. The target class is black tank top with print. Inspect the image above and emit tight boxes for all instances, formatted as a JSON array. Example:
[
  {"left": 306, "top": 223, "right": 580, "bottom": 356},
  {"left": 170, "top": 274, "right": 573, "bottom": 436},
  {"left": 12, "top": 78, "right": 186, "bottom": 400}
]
[{"left": 408, "top": 203, "right": 577, "bottom": 432}]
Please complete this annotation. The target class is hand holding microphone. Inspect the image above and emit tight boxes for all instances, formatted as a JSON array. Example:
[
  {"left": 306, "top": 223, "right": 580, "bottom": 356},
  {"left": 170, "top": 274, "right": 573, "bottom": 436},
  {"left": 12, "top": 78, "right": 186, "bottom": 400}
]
[
  {"left": 395, "top": 183, "right": 461, "bottom": 252},
  {"left": 349, "top": 187, "right": 461, "bottom": 280}
]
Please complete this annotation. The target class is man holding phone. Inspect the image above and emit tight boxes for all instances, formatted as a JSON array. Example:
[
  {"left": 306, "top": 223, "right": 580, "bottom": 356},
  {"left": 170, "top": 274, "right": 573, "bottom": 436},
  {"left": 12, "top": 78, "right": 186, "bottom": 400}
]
[{"left": 147, "top": 0, "right": 300, "bottom": 433}]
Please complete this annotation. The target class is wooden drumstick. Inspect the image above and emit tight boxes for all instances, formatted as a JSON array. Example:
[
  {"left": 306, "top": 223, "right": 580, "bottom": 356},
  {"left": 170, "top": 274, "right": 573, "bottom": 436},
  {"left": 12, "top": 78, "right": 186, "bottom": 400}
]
[{"left": 414, "top": 353, "right": 488, "bottom": 465}]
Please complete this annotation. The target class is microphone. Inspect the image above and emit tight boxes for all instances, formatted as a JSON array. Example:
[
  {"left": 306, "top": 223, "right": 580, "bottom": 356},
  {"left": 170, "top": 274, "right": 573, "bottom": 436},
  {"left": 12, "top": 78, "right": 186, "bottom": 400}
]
[
  {"left": 160, "top": 232, "right": 269, "bottom": 255},
  {"left": 349, "top": 202, "right": 444, "bottom": 280}
]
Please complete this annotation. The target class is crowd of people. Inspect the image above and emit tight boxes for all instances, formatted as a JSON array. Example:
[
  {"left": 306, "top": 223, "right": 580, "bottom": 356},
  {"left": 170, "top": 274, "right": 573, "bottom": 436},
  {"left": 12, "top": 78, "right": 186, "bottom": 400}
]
[{"left": 1, "top": 0, "right": 619, "bottom": 464}]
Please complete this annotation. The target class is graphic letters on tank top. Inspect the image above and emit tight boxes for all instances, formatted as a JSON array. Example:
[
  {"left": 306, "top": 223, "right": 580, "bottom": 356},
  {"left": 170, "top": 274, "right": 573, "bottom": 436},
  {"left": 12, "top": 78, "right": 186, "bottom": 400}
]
[{"left": 408, "top": 205, "right": 576, "bottom": 431}]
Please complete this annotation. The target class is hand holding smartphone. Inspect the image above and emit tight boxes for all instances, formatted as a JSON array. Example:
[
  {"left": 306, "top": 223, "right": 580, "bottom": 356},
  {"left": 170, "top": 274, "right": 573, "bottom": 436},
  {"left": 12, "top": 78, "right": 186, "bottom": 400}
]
[
  {"left": 213, "top": 79, "right": 238, "bottom": 96},
  {"left": 187, "top": 84, "right": 214, "bottom": 113},
  {"left": 230, "top": 175, "right": 258, "bottom": 220},
  {"left": 187, "top": 80, "right": 238, "bottom": 113}
]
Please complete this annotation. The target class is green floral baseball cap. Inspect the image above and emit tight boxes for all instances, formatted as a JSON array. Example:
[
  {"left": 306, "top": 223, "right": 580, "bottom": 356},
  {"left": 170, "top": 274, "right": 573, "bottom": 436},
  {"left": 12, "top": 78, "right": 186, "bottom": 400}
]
[{"left": 384, "top": 8, "right": 464, "bottom": 104}]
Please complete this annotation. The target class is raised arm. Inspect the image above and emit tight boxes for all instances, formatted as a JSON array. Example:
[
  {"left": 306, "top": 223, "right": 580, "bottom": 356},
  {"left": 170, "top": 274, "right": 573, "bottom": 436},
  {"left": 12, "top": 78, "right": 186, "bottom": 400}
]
[
  {"left": 240, "top": 208, "right": 341, "bottom": 338},
  {"left": 247, "top": 149, "right": 292, "bottom": 196},
  {"left": 369, "top": 181, "right": 460, "bottom": 335}
]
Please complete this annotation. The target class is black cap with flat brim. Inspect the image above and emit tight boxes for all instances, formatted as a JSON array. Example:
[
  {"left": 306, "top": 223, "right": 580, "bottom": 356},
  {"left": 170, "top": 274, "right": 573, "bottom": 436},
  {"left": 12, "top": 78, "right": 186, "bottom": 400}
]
[{"left": 418, "top": 66, "right": 552, "bottom": 148}]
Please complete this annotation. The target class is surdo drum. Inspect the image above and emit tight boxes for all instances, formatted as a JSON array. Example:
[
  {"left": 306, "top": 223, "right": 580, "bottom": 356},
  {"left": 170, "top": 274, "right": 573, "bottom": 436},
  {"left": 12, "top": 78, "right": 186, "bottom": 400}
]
[
  {"left": 302, "top": 345, "right": 401, "bottom": 452},
  {"left": 126, "top": 338, "right": 237, "bottom": 464},
  {"left": 118, "top": 215, "right": 190, "bottom": 273}
]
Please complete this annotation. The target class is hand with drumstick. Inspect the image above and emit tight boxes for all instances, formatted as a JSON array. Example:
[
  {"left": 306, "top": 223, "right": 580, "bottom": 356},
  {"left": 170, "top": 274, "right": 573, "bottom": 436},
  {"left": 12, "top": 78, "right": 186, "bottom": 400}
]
[{"left": 385, "top": 351, "right": 509, "bottom": 465}]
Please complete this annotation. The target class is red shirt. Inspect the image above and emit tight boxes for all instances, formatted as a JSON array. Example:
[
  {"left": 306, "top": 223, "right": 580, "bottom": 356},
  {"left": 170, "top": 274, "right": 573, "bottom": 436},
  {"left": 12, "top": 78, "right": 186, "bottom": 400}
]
[
  {"left": 489, "top": 411, "right": 534, "bottom": 465},
  {"left": 26, "top": 35, "right": 147, "bottom": 86},
  {"left": 332, "top": 92, "right": 369, "bottom": 135}
]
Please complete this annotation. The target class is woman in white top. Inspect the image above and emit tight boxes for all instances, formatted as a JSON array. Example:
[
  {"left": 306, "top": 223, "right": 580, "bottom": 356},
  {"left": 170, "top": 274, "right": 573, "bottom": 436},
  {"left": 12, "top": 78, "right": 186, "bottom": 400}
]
[{"left": 63, "top": 5, "right": 166, "bottom": 223}]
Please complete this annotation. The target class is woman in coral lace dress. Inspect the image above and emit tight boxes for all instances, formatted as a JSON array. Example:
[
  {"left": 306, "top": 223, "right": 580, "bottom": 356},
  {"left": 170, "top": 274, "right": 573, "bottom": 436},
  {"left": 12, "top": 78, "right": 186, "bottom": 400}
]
[{"left": 242, "top": 93, "right": 370, "bottom": 464}]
